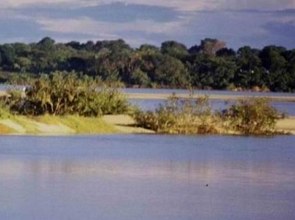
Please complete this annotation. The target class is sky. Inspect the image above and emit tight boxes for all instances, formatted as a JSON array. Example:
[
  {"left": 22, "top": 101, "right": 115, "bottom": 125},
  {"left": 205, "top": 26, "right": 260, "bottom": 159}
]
[{"left": 0, "top": 0, "right": 294, "bottom": 49}]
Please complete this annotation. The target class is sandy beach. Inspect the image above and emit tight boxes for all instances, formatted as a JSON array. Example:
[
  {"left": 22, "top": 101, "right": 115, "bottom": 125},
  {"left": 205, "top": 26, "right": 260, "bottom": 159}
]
[{"left": 0, "top": 114, "right": 294, "bottom": 135}]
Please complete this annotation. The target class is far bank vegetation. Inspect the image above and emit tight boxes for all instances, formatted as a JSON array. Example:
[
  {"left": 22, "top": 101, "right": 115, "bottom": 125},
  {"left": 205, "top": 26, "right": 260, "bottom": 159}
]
[{"left": 0, "top": 37, "right": 294, "bottom": 92}]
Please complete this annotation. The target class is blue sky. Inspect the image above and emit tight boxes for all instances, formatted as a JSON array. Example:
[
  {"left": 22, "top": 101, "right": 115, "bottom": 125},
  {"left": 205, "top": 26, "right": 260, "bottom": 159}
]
[{"left": 0, "top": 0, "right": 294, "bottom": 49}]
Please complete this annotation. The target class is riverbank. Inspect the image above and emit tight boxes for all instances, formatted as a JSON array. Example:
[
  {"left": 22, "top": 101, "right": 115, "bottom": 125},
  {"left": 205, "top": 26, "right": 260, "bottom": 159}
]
[
  {"left": 1, "top": 90, "right": 295, "bottom": 102},
  {"left": 126, "top": 93, "right": 295, "bottom": 102},
  {"left": 0, "top": 115, "right": 154, "bottom": 135},
  {"left": 0, "top": 114, "right": 294, "bottom": 135}
]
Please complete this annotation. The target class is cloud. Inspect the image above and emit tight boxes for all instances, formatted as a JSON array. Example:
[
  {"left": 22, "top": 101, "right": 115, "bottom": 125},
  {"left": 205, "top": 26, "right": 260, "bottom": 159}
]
[
  {"left": 179, "top": 10, "right": 295, "bottom": 48},
  {"left": 0, "top": 1, "right": 294, "bottom": 48},
  {"left": 17, "top": 2, "right": 182, "bottom": 23},
  {"left": 223, "top": 0, "right": 295, "bottom": 10},
  {"left": 36, "top": 14, "right": 188, "bottom": 45},
  {"left": 263, "top": 19, "right": 295, "bottom": 46},
  {"left": 32, "top": 9, "right": 295, "bottom": 49},
  {"left": 0, "top": 0, "right": 71, "bottom": 9},
  {"left": 4, "top": 0, "right": 294, "bottom": 11},
  {"left": 1, "top": 0, "right": 217, "bottom": 11},
  {"left": 36, "top": 16, "right": 188, "bottom": 37}
]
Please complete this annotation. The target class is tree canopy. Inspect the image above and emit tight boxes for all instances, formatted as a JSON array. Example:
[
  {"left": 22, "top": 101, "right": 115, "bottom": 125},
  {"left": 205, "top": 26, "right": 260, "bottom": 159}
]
[{"left": 0, "top": 37, "right": 294, "bottom": 92}]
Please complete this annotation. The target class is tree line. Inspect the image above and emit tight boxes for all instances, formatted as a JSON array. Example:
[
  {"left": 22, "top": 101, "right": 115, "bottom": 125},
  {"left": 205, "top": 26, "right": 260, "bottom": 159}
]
[{"left": 0, "top": 37, "right": 294, "bottom": 92}]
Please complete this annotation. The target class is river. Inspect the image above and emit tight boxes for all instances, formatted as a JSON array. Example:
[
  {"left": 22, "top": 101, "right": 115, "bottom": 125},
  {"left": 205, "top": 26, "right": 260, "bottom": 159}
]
[
  {"left": 0, "top": 135, "right": 295, "bottom": 220},
  {"left": 123, "top": 88, "right": 295, "bottom": 115}
]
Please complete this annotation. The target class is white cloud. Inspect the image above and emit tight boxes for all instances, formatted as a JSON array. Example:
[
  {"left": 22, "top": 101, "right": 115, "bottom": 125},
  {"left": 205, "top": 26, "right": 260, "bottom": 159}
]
[
  {"left": 3, "top": 0, "right": 294, "bottom": 11},
  {"left": 0, "top": 0, "right": 69, "bottom": 8},
  {"left": 0, "top": 0, "right": 216, "bottom": 11},
  {"left": 36, "top": 16, "right": 188, "bottom": 37},
  {"left": 34, "top": 15, "right": 191, "bottom": 47},
  {"left": 217, "top": 0, "right": 295, "bottom": 10},
  {"left": 0, "top": 0, "right": 294, "bottom": 48}
]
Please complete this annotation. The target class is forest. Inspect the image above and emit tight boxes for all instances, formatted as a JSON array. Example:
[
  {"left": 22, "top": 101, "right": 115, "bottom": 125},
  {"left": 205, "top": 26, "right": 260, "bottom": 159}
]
[{"left": 0, "top": 37, "right": 294, "bottom": 92}]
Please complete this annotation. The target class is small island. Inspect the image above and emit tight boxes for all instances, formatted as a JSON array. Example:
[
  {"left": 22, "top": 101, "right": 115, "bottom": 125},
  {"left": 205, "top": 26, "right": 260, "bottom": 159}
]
[{"left": 0, "top": 72, "right": 294, "bottom": 136}]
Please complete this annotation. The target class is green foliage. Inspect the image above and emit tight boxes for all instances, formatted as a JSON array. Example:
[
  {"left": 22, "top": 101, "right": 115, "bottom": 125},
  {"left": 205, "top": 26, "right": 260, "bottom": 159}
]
[
  {"left": 154, "top": 55, "right": 190, "bottom": 87},
  {"left": 0, "top": 37, "right": 294, "bottom": 92},
  {"left": 6, "top": 71, "right": 130, "bottom": 116},
  {"left": 220, "top": 98, "right": 281, "bottom": 135},
  {"left": 130, "top": 69, "right": 150, "bottom": 87},
  {"left": 190, "top": 55, "right": 236, "bottom": 89},
  {"left": 0, "top": 101, "right": 12, "bottom": 119},
  {"left": 7, "top": 72, "right": 36, "bottom": 85},
  {"left": 134, "top": 95, "right": 282, "bottom": 135},
  {"left": 133, "top": 94, "right": 219, "bottom": 134},
  {"left": 161, "top": 41, "right": 189, "bottom": 60}
]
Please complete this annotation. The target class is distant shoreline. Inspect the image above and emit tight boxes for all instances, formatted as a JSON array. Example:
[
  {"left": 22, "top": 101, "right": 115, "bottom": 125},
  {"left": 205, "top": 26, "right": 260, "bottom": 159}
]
[
  {"left": 126, "top": 93, "right": 295, "bottom": 102},
  {"left": 1, "top": 90, "right": 295, "bottom": 102}
]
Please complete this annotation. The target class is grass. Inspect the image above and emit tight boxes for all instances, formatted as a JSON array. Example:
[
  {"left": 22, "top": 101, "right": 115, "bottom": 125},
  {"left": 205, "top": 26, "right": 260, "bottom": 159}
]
[
  {"left": 0, "top": 113, "right": 118, "bottom": 135},
  {"left": 13, "top": 116, "right": 40, "bottom": 134},
  {"left": 0, "top": 102, "right": 12, "bottom": 119},
  {"left": 35, "top": 114, "right": 118, "bottom": 134}
]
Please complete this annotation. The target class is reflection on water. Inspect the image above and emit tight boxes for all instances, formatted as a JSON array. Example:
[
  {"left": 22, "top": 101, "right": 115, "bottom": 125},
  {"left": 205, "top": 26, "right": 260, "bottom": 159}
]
[
  {"left": 0, "top": 135, "right": 295, "bottom": 220},
  {"left": 1, "top": 158, "right": 294, "bottom": 187}
]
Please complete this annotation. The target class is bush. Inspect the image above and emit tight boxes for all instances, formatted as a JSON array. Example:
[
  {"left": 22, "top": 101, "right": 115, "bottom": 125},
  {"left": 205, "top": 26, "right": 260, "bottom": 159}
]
[
  {"left": 6, "top": 71, "right": 130, "bottom": 116},
  {"left": 0, "top": 101, "right": 12, "bottom": 119},
  {"left": 220, "top": 98, "right": 280, "bottom": 135},
  {"left": 133, "top": 94, "right": 219, "bottom": 134},
  {"left": 134, "top": 94, "right": 282, "bottom": 135}
]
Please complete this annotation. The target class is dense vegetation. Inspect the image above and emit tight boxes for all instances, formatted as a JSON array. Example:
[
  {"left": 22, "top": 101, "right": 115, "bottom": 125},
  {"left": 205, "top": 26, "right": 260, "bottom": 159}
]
[
  {"left": 219, "top": 98, "right": 280, "bottom": 135},
  {"left": 1, "top": 72, "right": 129, "bottom": 116},
  {"left": 0, "top": 37, "right": 294, "bottom": 92},
  {"left": 0, "top": 74, "right": 286, "bottom": 135},
  {"left": 134, "top": 95, "right": 282, "bottom": 135}
]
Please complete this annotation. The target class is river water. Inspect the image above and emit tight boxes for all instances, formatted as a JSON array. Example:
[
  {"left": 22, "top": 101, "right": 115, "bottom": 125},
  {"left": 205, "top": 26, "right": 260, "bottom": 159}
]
[
  {"left": 130, "top": 98, "right": 295, "bottom": 115},
  {"left": 0, "top": 135, "right": 295, "bottom": 220},
  {"left": 123, "top": 88, "right": 295, "bottom": 115}
]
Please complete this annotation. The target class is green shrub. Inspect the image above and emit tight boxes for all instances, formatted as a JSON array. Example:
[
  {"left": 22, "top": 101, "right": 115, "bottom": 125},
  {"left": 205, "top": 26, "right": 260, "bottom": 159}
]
[
  {"left": 133, "top": 94, "right": 219, "bottom": 134},
  {"left": 220, "top": 98, "right": 280, "bottom": 135},
  {"left": 134, "top": 94, "right": 282, "bottom": 135},
  {"left": 0, "top": 100, "right": 12, "bottom": 119},
  {"left": 7, "top": 73, "right": 36, "bottom": 85},
  {"left": 6, "top": 71, "right": 130, "bottom": 116}
]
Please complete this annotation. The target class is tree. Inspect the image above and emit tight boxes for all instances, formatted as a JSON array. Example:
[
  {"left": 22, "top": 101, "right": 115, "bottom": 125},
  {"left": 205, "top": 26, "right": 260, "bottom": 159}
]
[
  {"left": 234, "top": 46, "right": 264, "bottom": 89},
  {"left": 216, "top": 48, "right": 236, "bottom": 57},
  {"left": 154, "top": 55, "right": 190, "bottom": 87},
  {"left": 161, "top": 41, "right": 189, "bottom": 60},
  {"left": 0, "top": 44, "right": 16, "bottom": 68},
  {"left": 199, "top": 38, "right": 226, "bottom": 56},
  {"left": 259, "top": 46, "right": 289, "bottom": 91},
  {"left": 130, "top": 69, "right": 150, "bottom": 87},
  {"left": 37, "top": 37, "right": 55, "bottom": 51},
  {"left": 190, "top": 55, "right": 236, "bottom": 89}
]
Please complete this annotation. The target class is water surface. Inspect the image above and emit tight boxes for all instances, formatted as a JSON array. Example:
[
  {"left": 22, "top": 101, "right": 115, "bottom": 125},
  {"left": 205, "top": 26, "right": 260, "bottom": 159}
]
[
  {"left": 130, "top": 99, "right": 295, "bottom": 115},
  {"left": 0, "top": 135, "right": 294, "bottom": 220}
]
